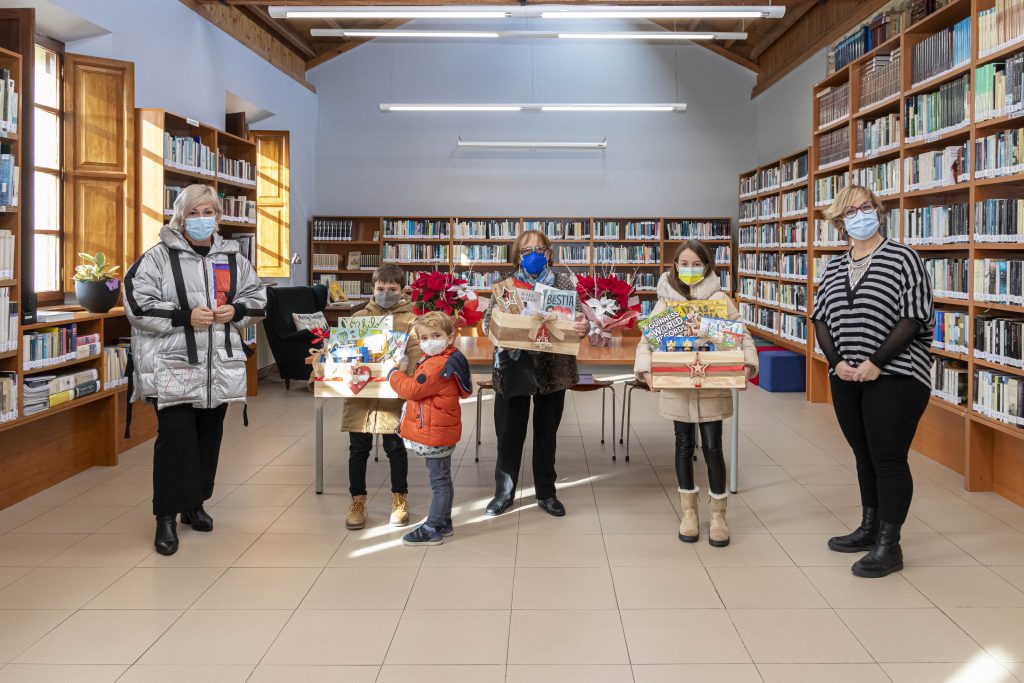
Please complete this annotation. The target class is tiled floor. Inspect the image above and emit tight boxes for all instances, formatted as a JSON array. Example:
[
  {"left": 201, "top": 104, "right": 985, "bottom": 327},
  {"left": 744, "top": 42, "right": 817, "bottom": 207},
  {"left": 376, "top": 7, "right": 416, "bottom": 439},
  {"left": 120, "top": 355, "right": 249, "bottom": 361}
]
[{"left": 1, "top": 377, "right": 1023, "bottom": 682}]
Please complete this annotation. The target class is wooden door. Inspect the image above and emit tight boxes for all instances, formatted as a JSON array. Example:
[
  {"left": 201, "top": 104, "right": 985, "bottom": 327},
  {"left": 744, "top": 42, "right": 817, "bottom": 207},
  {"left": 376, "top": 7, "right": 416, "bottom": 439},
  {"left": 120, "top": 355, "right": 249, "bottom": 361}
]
[
  {"left": 63, "top": 53, "right": 134, "bottom": 291},
  {"left": 252, "top": 130, "right": 290, "bottom": 278}
]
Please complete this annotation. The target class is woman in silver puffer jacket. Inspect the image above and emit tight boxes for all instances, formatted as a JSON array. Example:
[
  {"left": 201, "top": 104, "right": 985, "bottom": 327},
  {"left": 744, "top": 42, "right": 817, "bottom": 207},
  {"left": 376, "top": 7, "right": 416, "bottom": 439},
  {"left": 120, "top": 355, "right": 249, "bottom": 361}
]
[{"left": 125, "top": 184, "right": 266, "bottom": 556}]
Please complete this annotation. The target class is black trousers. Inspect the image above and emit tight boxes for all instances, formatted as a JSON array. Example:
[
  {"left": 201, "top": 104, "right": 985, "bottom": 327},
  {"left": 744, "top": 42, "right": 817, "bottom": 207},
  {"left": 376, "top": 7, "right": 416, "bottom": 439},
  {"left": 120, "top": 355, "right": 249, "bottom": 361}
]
[
  {"left": 829, "top": 373, "right": 930, "bottom": 524},
  {"left": 349, "top": 432, "right": 408, "bottom": 496},
  {"left": 493, "top": 390, "right": 565, "bottom": 501},
  {"left": 153, "top": 403, "right": 228, "bottom": 517},
  {"left": 674, "top": 420, "right": 727, "bottom": 495}
]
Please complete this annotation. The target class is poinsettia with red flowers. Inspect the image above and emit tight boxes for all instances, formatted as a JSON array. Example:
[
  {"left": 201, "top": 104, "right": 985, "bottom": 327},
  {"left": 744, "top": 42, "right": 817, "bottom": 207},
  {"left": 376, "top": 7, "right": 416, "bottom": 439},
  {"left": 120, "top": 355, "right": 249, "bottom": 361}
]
[
  {"left": 409, "top": 271, "right": 483, "bottom": 327},
  {"left": 572, "top": 274, "right": 642, "bottom": 346}
]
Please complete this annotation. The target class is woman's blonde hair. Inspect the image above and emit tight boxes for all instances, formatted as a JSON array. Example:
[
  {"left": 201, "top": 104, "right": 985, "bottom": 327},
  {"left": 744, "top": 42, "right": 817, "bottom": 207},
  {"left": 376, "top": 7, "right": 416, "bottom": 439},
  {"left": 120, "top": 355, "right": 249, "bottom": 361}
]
[
  {"left": 824, "top": 184, "right": 887, "bottom": 234},
  {"left": 168, "top": 184, "right": 223, "bottom": 233},
  {"left": 511, "top": 229, "right": 552, "bottom": 262}
]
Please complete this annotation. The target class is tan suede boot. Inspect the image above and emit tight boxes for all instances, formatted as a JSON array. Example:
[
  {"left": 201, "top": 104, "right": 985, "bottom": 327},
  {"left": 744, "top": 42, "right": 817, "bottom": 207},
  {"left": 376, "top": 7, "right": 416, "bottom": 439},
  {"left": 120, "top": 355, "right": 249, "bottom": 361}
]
[
  {"left": 390, "top": 492, "right": 410, "bottom": 527},
  {"left": 709, "top": 494, "right": 730, "bottom": 547},
  {"left": 678, "top": 488, "right": 699, "bottom": 543},
  {"left": 346, "top": 495, "right": 367, "bottom": 530}
]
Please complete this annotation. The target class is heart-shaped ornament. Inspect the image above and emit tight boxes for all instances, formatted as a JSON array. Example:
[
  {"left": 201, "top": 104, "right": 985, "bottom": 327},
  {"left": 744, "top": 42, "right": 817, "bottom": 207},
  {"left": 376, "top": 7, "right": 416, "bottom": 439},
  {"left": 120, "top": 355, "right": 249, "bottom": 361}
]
[{"left": 347, "top": 365, "right": 372, "bottom": 394}]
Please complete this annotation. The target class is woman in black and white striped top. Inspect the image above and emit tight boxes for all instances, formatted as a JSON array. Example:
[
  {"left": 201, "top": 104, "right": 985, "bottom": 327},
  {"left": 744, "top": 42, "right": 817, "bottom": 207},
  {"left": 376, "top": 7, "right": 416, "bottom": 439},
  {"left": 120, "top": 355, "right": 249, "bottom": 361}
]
[{"left": 811, "top": 185, "right": 933, "bottom": 580}]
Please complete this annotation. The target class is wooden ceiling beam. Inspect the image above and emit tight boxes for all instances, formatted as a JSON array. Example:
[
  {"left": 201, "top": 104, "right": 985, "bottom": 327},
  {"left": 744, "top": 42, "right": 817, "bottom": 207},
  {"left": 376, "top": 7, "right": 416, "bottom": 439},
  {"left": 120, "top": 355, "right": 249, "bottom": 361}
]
[
  {"left": 749, "top": 0, "right": 815, "bottom": 59},
  {"left": 223, "top": 0, "right": 784, "bottom": 6},
  {"left": 243, "top": 4, "right": 317, "bottom": 57},
  {"left": 305, "top": 17, "right": 408, "bottom": 69}
]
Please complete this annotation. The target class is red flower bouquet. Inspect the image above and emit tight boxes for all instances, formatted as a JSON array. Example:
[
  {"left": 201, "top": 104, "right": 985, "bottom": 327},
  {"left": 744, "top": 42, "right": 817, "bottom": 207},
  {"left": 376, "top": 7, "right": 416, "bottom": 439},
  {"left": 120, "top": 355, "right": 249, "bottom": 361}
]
[
  {"left": 409, "top": 271, "right": 483, "bottom": 327},
  {"left": 573, "top": 274, "right": 642, "bottom": 346}
]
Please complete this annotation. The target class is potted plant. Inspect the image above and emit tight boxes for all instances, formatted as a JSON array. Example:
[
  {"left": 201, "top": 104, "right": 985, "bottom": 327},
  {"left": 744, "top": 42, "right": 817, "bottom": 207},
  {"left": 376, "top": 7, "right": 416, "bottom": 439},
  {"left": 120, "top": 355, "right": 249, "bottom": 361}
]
[{"left": 73, "top": 252, "right": 121, "bottom": 313}]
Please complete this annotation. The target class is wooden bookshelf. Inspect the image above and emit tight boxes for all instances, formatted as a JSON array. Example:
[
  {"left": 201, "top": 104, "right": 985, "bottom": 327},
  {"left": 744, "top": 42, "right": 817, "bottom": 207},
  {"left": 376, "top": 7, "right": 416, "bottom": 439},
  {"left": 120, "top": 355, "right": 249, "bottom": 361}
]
[
  {"left": 309, "top": 216, "right": 734, "bottom": 322},
  {"left": 805, "top": 0, "right": 1024, "bottom": 506}
]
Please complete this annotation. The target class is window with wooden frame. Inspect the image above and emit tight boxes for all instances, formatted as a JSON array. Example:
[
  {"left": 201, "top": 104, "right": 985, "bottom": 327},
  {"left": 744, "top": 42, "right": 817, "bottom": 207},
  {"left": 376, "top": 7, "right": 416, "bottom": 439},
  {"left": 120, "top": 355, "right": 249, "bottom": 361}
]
[{"left": 32, "top": 40, "right": 63, "bottom": 303}]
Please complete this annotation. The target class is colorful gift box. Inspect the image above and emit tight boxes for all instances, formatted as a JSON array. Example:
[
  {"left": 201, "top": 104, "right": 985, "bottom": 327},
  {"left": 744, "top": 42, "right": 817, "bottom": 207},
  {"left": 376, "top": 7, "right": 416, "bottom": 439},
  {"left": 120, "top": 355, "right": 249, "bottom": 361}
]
[
  {"left": 315, "top": 359, "right": 400, "bottom": 399},
  {"left": 486, "top": 308, "right": 580, "bottom": 356},
  {"left": 650, "top": 350, "right": 747, "bottom": 390}
]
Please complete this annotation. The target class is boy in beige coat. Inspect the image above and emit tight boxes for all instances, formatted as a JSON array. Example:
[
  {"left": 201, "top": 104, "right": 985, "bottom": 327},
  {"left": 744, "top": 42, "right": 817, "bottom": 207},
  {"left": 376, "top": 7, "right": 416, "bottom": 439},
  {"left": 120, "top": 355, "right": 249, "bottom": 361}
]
[{"left": 634, "top": 241, "right": 758, "bottom": 547}]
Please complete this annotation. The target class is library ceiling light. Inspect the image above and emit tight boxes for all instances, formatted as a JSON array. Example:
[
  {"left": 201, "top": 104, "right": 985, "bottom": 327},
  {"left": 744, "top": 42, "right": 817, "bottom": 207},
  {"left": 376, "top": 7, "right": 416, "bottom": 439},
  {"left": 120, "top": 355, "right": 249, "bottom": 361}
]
[
  {"left": 272, "top": 5, "right": 785, "bottom": 20},
  {"left": 314, "top": 29, "right": 743, "bottom": 40},
  {"left": 457, "top": 137, "right": 608, "bottom": 149},
  {"left": 334, "top": 30, "right": 502, "bottom": 38},
  {"left": 380, "top": 103, "right": 687, "bottom": 112}
]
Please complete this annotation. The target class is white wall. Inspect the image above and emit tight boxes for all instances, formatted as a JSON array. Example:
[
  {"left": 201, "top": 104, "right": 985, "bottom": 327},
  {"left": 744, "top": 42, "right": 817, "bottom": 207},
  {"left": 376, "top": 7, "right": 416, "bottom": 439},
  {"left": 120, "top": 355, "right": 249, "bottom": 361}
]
[
  {"left": 309, "top": 33, "right": 757, "bottom": 220},
  {"left": 752, "top": 48, "right": 828, "bottom": 165},
  {"left": 33, "top": 0, "right": 318, "bottom": 285}
]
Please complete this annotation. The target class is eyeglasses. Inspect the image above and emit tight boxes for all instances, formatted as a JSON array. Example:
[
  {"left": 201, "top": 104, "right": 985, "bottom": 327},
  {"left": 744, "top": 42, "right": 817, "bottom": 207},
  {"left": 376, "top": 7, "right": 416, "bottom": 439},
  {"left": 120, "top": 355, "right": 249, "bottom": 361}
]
[
  {"left": 519, "top": 246, "right": 547, "bottom": 257},
  {"left": 841, "top": 201, "right": 876, "bottom": 219}
]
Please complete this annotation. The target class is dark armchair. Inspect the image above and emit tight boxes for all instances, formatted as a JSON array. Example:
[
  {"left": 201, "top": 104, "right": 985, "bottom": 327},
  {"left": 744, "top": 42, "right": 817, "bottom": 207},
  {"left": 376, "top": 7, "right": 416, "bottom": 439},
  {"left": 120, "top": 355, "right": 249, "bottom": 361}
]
[{"left": 262, "top": 284, "right": 328, "bottom": 389}]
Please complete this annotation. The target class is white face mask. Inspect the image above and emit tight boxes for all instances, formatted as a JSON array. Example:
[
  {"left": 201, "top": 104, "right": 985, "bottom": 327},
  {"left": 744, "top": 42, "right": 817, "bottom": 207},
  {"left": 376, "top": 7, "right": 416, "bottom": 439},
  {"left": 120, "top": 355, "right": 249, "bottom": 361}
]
[{"left": 420, "top": 338, "right": 450, "bottom": 357}]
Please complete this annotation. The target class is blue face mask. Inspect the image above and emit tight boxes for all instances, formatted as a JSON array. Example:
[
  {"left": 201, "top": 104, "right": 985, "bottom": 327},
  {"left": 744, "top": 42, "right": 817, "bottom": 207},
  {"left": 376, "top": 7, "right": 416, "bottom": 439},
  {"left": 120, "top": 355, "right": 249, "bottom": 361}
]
[
  {"left": 185, "top": 216, "right": 218, "bottom": 241},
  {"left": 521, "top": 251, "right": 548, "bottom": 275},
  {"left": 843, "top": 210, "right": 880, "bottom": 241}
]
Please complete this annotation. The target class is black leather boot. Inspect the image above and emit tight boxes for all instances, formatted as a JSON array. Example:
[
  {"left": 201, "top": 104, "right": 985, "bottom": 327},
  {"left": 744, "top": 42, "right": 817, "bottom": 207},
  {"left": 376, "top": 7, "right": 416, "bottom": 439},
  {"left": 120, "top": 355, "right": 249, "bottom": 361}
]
[
  {"left": 154, "top": 516, "right": 179, "bottom": 556},
  {"left": 852, "top": 521, "right": 903, "bottom": 578},
  {"left": 828, "top": 507, "right": 879, "bottom": 553},
  {"left": 181, "top": 505, "right": 213, "bottom": 532}
]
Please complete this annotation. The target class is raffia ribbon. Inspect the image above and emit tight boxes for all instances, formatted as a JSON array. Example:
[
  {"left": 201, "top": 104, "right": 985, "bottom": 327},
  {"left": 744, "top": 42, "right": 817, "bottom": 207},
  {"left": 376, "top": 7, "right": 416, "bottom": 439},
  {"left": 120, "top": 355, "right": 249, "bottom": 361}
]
[{"left": 526, "top": 312, "right": 568, "bottom": 342}]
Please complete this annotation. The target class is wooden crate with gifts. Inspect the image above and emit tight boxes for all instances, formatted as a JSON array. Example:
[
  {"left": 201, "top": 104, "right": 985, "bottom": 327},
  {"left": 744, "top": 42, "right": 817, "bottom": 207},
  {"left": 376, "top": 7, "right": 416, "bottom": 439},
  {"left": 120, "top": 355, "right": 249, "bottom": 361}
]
[
  {"left": 639, "top": 300, "right": 748, "bottom": 390},
  {"left": 487, "top": 278, "right": 580, "bottom": 356},
  {"left": 308, "top": 315, "right": 408, "bottom": 399}
]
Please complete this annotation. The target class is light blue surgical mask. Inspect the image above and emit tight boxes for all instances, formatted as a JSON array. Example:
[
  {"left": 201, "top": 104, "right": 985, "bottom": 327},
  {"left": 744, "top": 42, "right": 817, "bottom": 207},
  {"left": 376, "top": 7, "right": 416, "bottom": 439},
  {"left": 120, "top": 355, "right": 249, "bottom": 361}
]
[
  {"left": 185, "top": 216, "right": 217, "bottom": 241},
  {"left": 843, "top": 210, "right": 880, "bottom": 241}
]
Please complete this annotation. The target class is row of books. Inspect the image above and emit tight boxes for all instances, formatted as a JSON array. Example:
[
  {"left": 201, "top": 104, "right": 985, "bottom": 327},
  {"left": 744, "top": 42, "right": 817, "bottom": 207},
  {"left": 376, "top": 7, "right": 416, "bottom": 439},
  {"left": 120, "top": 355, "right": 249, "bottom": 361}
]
[
  {"left": 738, "top": 225, "right": 771, "bottom": 247},
  {"left": 976, "top": 198, "right": 1024, "bottom": 241},
  {"left": 739, "top": 302, "right": 756, "bottom": 328},
  {"left": 382, "top": 244, "right": 449, "bottom": 263},
  {"left": 739, "top": 277, "right": 755, "bottom": 299},
  {"left": 102, "top": 346, "right": 129, "bottom": 391},
  {"left": 350, "top": 252, "right": 379, "bottom": 270},
  {"left": 0, "top": 286, "right": 15, "bottom": 352},
  {"left": 312, "top": 253, "right": 342, "bottom": 272},
  {"left": 782, "top": 221, "right": 809, "bottom": 247},
  {"left": 217, "top": 156, "right": 254, "bottom": 184},
  {"left": 455, "top": 220, "right": 518, "bottom": 239},
  {"left": 23, "top": 368, "right": 101, "bottom": 416},
  {"left": 628, "top": 272, "right": 658, "bottom": 290},
  {"left": 317, "top": 276, "right": 370, "bottom": 298},
  {"left": 925, "top": 257, "right": 970, "bottom": 299},
  {"left": 904, "top": 74, "right": 970, "bottom": 141},
  {"left": 852, "top": 159, "right": 900, "bottom": 196},
  {"left": 758, "top": 166, "right": 780, "bottom": 192},
  {"left": 757, "top": 252, "right": 780, "bottom": 275},
  {"left": 830, "top": 10, "right": 906, "bottom": 74},
  {"left": 978, "top": 0, "right": 1024, "bottom": 57},
  {"left": 975, "top": 53, "right": 1024, "bottom": 121},
  {"left": 220, "top": 194, "right": 256, "bottom": 223},
  {"left": 817, "top": 82, "right": 851, "bottom": 128},
  {"left": 905, "top": 144, "right": 970, "bottom": 191},
  {"left": 713, "top": 245, "right": 731, "bottom": 264},
  {"left": 383, "top": 220, "right": 449, "bottom": 239},
  {"left": 975, "top": 316, "right": 1024, "bottom": 367},
  {"left": 0, "top": 68, "right": 18, "bottom": 135},
  {"left": 738, "top": 253, "right": 757, "bottom": 273},
  {"left": 780, "top": 283, "right": 808, "bottom": 312},
  {"left": 592, "top": 221, "right": 660, "bottom": 240},
  {"left": 524, "top": 220, "right": 591, "bottom": 240},
  {"left": 973, "top": 369, "right": 1024, "bottom": 427},
  {"left": 781, "top": 253, "right": 808, "bottom": 278},
  {"left": 755, "top": 307, "right": 779, "bottom": 333},
  {"left": 757, "top": 279, "right": 779, "bottom": 305},
  {"left": 0, "top": 230, "right": 12, "bottom": 278},
  {"left": 903, "top": 203, "right": 970, "bottom": 245},
  {"left": 667, "top": 221, "right": 731, "bottom": 240},
  {"left": 975, "top": 258, "right": 1024, "bottom": 304},
  {"left": 856, "top": 113, "right": 901, "bottom": 158},
  {"left": 817, "top": 126, "right": 850, "bottom": 168},
  {"left": 164, "top": 185, "right": 183, "bottom": 215},
  {"left": 910, "top": 17, "right": 970, "bottom": 87},
  {"left": 592, "top": 245, "right": 661, "bottom": 264},
  {"left": 814, "top": 219, "right": 847, "bottom": 247},
  {"left": 557, "top": 245, "right": 590, "bottom": 264},
  {"left": 454, "top": 244, "right": 508, "bottom": 263},
  {"left": 740, "top": 174, "right": 758, "bottom": 197},
  {"left": 860, "top": 49, "right": 902, "bottom": 110},
  {"left": 780, "top": 312, "right": 808, "bottom": 344},
  {"left": 814, "top": 171, "right": 848, "bottom": 207},
  {"left": 758, "top": 196, "right": 780, "bottom": 219},
  {"left": 0, "top": 145, "right": 19, "bottom": 210},
  {"left": 740, "top": 200, "right": 758, "bottom": 224},
  {"left": 312, "top": 219, "right": 356, "bottom": 241},
  {"left": 933, "top": 309, "right": 969, "bottom": 353},
  {"left": 782, "top": 188, "right": 808, "bottom": 216},
  {"left": 813, "top": 254, "right": 842, "bottom": 283},
  {"left": 931, "top": 359, "right": 967, "bottom": 405},
  {"left": 640, "top": 300, "right": 656, "bottom": 318},
  {"left": 456, "top": 270, "right": 504, "bottom": 291},
  {"left": 974, "top": 127, "right": 1024, "bottom": 179},
  {"left": 0, "top": 371, "right": 14, "bottom": 423},
  {"left": 164, "top": 134, "right": 216, "bottom": 176},
  {"left": 782, "top": 154, "right": 809, "bottom": 186},
  {"left": 912, "top": 0, "right": 949, "bottom": 27},
  {"left": 22, "top": 326, "right": 103, "bottom": 370}
]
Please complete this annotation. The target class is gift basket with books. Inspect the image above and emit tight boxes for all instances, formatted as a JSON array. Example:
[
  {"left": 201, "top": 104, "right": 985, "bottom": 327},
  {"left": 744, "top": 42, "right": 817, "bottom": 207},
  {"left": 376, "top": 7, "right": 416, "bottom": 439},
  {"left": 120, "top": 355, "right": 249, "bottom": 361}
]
[
  {"left": 639, "top": 299, "right": 748, "bottom": 390},
  {"left": 308, "top": 315, "right": 409, "bottom": 398},
  {"left": 487, "top": 278, "right": 580, "bottom": 356}
]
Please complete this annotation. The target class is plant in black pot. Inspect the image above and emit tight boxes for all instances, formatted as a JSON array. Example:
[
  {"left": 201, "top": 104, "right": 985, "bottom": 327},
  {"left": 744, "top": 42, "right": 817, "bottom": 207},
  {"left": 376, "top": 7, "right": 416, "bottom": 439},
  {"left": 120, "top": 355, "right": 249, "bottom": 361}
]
[{"left": 73, "top": 252, "right": 121, "bottom": 313}]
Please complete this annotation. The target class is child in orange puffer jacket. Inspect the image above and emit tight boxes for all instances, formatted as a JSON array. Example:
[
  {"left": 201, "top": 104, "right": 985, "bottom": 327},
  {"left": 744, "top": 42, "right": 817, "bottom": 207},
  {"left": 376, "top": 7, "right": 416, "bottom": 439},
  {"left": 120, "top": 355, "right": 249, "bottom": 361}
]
[{"left": 384, "top": 311, "right": 472, "bottom": 546}]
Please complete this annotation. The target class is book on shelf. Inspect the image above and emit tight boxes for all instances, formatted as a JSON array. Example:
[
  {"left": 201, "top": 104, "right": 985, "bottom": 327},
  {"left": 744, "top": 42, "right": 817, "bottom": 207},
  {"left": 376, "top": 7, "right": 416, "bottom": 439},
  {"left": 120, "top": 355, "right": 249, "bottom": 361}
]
[
  {"left": 0, "top": 370, "right": 16, "bottom": 423},
  {"left": 782, "top": 154, "right": 809, "bottom": 185},
  {"left": 975, "top": 52, "right": 1024, "bottom": 120},
  {"left": 780, "top": 312, "right": 808, "bottom": 343},
  {"left": 814, "top": 171, "right": 849, "bottom": 207},
  {"left": 758, "top": 166, "right": 780, "bottom": 191},
  {"left": 974, "top": 316, "right": 1024, "bottom": 368},
  {"left": 860, "top": 48, "right": 902, "bottom": 109},
  {"left": 454, "top": 219, "right": 518, "bottom": 240},
  {"left": 740, "top": 175, "right": 759, "bottom": 196},
  {"left": 780, "top": 283, "right": 808, "bottom": 312},
  {"left": 217, "top": 155, "right": 254, "bottom": 184},
  {"left": 903, "top": 203, "right": 970, "bottom": 244},
  {"left": 933, "top": 309, "right": 969, "bottom": 353},
  {"left": 904, "top": 74, "right": 970, "bottom": 141},
  {"left": 624, "top": 220, "right": 660, "bottom": 240},
  {"left": 757, "top": 223, "right": 780, "bottom": 247},
  {"left": 220, "top": 194, "right": 256, "bottom": 223},
  {"left": 235, "top": 234, "right": 254, "bottom": 264},
  {"left": 973, "top": 368, "right": 1024, "bottom": 427},
  {"left": 973, "top": 257, "right": 1024, "bottom": 305},
  {"left": 978, "top": 0, "right": 1024, "bottom": 56},
  {"left": 924, "top": 256, "right": 970, "bottom": 299},
  {"left": 457, "top": 270, "right": 505, "bottom": 290},
  {"left": 781, "top": 253, "right": 808, "bottom": 280},
  {"left": 523, "top": 220, "right": 590, "bottom": 240},
  {"left": 817, "top": 126, "right": 850, "bottom": 168},
  {"left": 758, "top": 195, "right": 780, "bottom": 219},
  {"left": 781, "top": 188, "right": 808, "bottom": 216},
  {"left": 592, "top": 244, "right": 660, "bottom": 264},
  {"left": 0, "top": 67, "right": 18, "bottom": 135},
  {"left": 856, "top": 113, "right": 901, "bottom": 157},
  {"left": 313, "top": 219, "right": 355, "bottom": 241},
  {"left": 740, "top": 200, "right": 758, "bottom": 224},
  {"left": 383, "top": 243, "right": 449, "bottom": 263},
  {"left": 852, "top": 158, "right": 900, "bottom": 196},
  {"left": 817, "top": 82, "right": 851, "bottom": 127},
  {"left": 22, "top": 368, "right": 100, "bottom": 416},
  {"left": 556, "top": 244, "right": 591, "bottom": 264},
  {"left": 829, "top": 10, "right": 905, "bottom": 74},
  {"left": 163, "top": 133, "right": 216, "bottom": 175},
  {"left": 102, "top": 345, "right": 129, "bottom": 390},
  {"left": 756, "top": 252, "right": 780, "bottom": 277},
  {"left": 910, "top": 17, "right": 971, "bottom": 87},
  {"left": 974, "top": 127, "right": 1024, "bottom": 179},
  {"left": 383, "top": 219, "right": 449, "bottom": 239},
  {"left": 931, "top": 358, "right": 968, "bottom": 405},
  {"left": 666, "top": 220, "right": 730, "bottom": 240},
  {"left": 0, "top": 143, "right": 19, "bottom": 209},
  {"left": 313, "top": 252, "right": 340, "bottom": 272},
  {"left": 0, "top": 286, "right": 15, "bottom": 352},
  {"left": 975, "top": 198, "right": 1024, "bottom": 242},
  {"left": 905, "top": 144, "right": 969, "bottom": 191},
  {"left": 0, "top": 228, "right": 12, "bottom": 279},
  {"left": 454, "top": 243, "right": 508, "bottom": 264},
  {"left": 782, "top": 220, "right": 809, "bottom": 247}
]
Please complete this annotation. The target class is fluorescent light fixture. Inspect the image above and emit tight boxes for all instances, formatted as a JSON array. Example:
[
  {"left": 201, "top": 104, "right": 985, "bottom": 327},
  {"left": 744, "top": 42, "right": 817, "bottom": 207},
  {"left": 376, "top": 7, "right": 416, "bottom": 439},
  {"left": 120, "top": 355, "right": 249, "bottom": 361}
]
[
  {"left": 457, "top": 137, "right": 608, "bottom": 149},
  {"left": 273, "top": 4, "right": 785, "bottom": 19},
  {"left": 381, "top": 103, "right": 687, "bottom": 112},
  {"left": 312, "top": 28, "right": 746, "bottom": 41}
]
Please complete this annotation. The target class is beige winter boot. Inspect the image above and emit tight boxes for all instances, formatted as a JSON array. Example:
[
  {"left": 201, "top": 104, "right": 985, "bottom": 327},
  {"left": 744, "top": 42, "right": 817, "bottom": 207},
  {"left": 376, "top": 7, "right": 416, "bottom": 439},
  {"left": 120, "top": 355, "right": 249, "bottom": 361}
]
[
  {"left": 709, "top": 494, "right": 730, "bottom": 547},
  {"left": 678, "top": 488, "right": 699, "bottom": 543},
  {"left": 346, "top": 495, "right": 367, "bottom": 530},
  {"left": 390, "top": 492, "right": 410, "bottom": 527}
]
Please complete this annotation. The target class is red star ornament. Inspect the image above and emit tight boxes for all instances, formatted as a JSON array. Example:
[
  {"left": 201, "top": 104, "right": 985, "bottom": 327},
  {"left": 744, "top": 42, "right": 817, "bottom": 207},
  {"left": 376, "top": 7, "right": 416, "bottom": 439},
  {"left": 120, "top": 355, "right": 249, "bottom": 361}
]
[{"left": 686, "top": 355, "right": 710, "bottom": 388}]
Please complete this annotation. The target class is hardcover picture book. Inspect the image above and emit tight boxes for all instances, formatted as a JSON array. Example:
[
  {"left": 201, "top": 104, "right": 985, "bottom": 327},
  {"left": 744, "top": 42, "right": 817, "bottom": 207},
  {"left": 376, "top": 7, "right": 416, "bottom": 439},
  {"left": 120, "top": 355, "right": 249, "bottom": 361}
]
[
  {"left": 638, "top": 305, "right": 691, "bottom": 349},
  {"left": 540, "top": 287, "right": 578, "bottom": 321}
]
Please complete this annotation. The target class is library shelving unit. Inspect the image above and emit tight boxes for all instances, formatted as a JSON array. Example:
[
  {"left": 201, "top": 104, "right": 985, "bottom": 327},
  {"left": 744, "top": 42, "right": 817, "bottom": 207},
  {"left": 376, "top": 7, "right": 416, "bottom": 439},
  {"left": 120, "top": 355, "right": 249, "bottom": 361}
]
[
  {"left": 806, "top": 0, "right": 1024, "bottom": 505},
  {"left": 309, "top": 216, "right": 735, "bottom": 322},
  {"left": 736, "top": 149, "right": 812, "bottom": 356}
]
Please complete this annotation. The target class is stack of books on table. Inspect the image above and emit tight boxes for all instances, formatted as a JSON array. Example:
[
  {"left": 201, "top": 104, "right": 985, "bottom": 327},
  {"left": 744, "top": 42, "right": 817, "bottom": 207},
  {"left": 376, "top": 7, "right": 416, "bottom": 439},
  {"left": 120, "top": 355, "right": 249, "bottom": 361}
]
[{"left": 22, "top": 368, "right": 101, "bottom": 415}]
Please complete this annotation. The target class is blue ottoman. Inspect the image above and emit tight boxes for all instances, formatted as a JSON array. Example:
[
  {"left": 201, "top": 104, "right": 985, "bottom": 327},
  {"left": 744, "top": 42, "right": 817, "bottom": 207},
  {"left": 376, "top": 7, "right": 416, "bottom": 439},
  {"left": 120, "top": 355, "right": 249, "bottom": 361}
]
[{"left": 758, "top": 350, "right": 806, "bottom": 393}]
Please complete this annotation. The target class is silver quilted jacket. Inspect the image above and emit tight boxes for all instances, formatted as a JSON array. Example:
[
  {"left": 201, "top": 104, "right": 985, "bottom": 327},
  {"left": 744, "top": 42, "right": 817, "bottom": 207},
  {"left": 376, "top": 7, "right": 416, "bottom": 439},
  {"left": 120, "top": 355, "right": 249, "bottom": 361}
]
[{"left": 124, "top": 226, "right": 267, "bottom": 410}]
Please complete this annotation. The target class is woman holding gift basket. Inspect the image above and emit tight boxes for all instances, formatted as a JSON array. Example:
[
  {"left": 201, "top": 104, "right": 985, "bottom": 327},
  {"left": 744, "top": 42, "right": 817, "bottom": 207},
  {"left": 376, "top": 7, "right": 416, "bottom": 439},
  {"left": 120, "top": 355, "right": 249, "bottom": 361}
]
[
  {"left": 482, "top": 229, "right": 589, "bottom": 518},
  {"left": 634, "top": 240, "right": 758, "bottom": 547}
]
